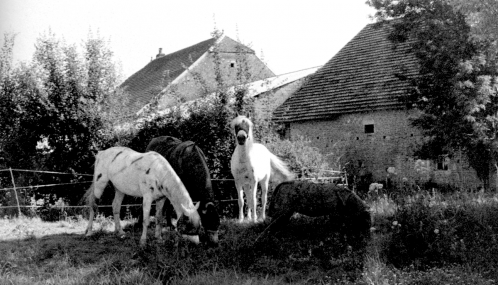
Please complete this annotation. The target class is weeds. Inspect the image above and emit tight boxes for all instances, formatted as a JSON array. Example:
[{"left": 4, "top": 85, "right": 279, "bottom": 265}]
[{"left": 1, "top": 191, "right": 498, "bottom": 284}]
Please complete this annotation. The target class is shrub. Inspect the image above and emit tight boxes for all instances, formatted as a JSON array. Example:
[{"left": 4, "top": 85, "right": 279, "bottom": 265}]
[
  {"left": 384, "top": 191, "right": 498, "bottom": 276},
  {"left": 263, "top": 133, "right": 330, "bottom": 178}
]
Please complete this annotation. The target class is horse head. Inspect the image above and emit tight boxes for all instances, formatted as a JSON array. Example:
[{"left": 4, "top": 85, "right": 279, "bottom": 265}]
[
  {"left": 231, "top": 115, "right": 253, "bottom": 146},
  {"left": 200, "top": 202, "right": 220, "bottom": 245},
  {"left": 180, "top": 202, "right": 201, "bottom": 243}
]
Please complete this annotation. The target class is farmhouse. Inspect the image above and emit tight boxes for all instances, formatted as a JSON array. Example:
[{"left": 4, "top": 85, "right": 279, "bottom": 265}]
[
  {"left": 120, "top": 35, "right": 274, "bottom": 117},
  {"left": 134, "top": 67, "right": 318, "bottom": 127},
  {"left": 273, "top": 21, "right": 484, "bottom": 191}
]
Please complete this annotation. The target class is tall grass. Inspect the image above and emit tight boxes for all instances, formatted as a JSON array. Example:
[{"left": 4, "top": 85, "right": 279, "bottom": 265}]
[{"left": 1, "top": 190, "right": 498, "bottom": 284}]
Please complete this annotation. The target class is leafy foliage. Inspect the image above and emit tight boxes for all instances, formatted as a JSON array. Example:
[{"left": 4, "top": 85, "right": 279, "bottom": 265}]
[
  {"left": 263, "top": 133, "right": 330, "bottom": 178},
  {"left": 0, "top": 31, "right": 125, "bottom": 208},
  {"left": 385, "top": 191, "right": 498, "bottom": 272},
  {"left": 368, "top": 0, "right": 498, "bottom": 188}
]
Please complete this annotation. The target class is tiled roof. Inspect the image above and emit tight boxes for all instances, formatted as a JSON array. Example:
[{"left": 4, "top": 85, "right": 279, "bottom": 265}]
[
  {"left": 131, "top": 68, "right": 318, "bottom": 128},
  {"left": 273, "top": 21, "right": 419, "bottom": 123},
  {"left": 120, "top": 38, "right": 217, "bottom": 113}
]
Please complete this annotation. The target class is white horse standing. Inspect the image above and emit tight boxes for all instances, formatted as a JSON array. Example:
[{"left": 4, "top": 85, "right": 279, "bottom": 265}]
[
  {"left": 84, "top": 147, "right": 200, "bottom": 246},
  {"left": 230, "top": 115, "right": 294, "bottom": 223}
]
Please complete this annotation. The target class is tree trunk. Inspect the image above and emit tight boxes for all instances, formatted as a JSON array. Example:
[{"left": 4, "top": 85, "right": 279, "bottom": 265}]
[{"left": 494, "top": 162, "right": 498, "bottom": 192}]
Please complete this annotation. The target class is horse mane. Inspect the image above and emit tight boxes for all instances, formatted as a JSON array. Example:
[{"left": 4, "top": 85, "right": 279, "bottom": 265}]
[
  {"left": 230, "top": 115, "right": 253, "bottom": 128},
  {"left": 148, "top": 136, "right": 215, "bottom": 204}
]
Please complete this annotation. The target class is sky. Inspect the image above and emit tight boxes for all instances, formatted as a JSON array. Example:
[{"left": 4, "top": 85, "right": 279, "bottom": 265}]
[{"left": 0, "top": 0, "right": 376, "bottom": 80}]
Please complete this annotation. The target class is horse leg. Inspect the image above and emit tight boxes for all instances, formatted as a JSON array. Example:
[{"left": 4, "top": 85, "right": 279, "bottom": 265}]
[
  {"left": 260, "top": 177, "right": 270, "bottom": 221},
  {"left": 236, "top": 181, "right": 245, "bottom": 223},
  {"left": 112, "top": 191, "right": 126, "bottom": 237},
  {"left": 140, "top": 195, "right": 153, "bottom": 247},
  {"left": 85, "top": 177, "right": 108, "bottom": 236},
  {"left": 164, "top": 199, "right": 177, "bottom": 231},
  {"left": 248, "top": 181, "right": 259, "bottom": 222},
  {"left": 154, "top": 198, "right": 166, "bottom": 242}
]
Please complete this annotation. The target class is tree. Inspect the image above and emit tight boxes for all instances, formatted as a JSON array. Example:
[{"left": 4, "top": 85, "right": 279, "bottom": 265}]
[
  {"left": 367, "top": 0, "right": 498, "bottom": 189},
  {"left": 0, "top": 31, "right": 123, "bottom": 206},
  {"left": 449, "top": 0, "right": 498, "bottom": 43}
]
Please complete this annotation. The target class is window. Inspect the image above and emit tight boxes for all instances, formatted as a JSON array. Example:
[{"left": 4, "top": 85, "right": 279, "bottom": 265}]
[
  {"left": 230, "top": 61, "right": 235, "bottom": 68},
  {"left": 277, "top": 123, "right": 291, "bottom": 139},
  {"left": 363, "top": 118, "right": 375, "bottom": 134},
  {"left": 364, "top": 124, "right": 374, "bottom": 134},
  {"left": 436, "top": 155, "right": 449, "bottom": 171}
]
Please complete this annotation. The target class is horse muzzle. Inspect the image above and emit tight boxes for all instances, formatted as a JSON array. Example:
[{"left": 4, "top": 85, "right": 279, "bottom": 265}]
[{"left": 236, "top": 131, "right": 247, "bottom": 145}]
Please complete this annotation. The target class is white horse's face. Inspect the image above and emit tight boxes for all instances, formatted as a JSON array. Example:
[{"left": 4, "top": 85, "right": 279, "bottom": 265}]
[
  {"left": 231, "top": 116, "right": 252, "bottom": 145},
  {"left": 236, "top": 130, "right": 248, "bottom": 145}
]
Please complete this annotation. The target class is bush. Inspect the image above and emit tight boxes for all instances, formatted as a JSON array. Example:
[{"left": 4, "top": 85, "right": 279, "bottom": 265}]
[
  {"left": 263, "top": 133, "right": 330, "bottom": 178},
  {"left": 385, "top": 191, "right": 498, "bottom": 275}
]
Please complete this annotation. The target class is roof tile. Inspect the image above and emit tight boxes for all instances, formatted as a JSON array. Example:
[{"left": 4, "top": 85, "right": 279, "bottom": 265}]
[
  {"left": 120, "top": 38, "right": 217, "bottom": 113},
  {"left": 273, "top": 21, "right": 418, "bottom": 122}
]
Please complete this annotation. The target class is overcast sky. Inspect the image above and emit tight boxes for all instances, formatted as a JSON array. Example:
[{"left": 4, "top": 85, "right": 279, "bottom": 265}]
[{"left": 0, "top": 0, "right": 375, "bottom": 79}]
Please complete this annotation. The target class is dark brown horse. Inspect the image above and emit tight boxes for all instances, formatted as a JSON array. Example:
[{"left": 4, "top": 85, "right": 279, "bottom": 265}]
[
  {"left": 146, "top": 136, "right": 220, "bottom": 245},
  {"left": 267, "top": 181, "right": 371, "bottom": 247}
]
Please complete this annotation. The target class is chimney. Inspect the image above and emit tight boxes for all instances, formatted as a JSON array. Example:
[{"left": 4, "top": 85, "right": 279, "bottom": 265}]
[{"left": 156, "top": 48, "right": 165, "bottom": 59}]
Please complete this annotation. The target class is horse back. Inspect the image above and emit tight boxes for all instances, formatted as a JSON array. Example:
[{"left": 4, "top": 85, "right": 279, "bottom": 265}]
[
  {"left": 146, "top": 136, "right": 214, "bottom": 203},
  {"left": 269, "top": 181, "right": 346, "bottom": 218},
  {"left": 95, "top": 147, "right": 174, "bottom": 197}
]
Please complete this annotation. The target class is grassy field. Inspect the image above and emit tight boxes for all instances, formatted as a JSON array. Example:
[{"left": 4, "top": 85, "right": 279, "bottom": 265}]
[{"left": 1, "top": 190, "right": 498, "bottom": 284}]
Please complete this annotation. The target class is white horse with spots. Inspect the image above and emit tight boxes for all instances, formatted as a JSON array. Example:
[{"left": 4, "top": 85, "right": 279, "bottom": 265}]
[
  {"left": 84, "top": 146, "right": 200, "bottom": 246},
  {"left": 230, "top": 115, "right": 294, "bottom": 223}
]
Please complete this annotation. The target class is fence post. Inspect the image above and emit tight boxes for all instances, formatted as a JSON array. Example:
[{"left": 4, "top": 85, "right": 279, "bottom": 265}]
[{"left": 9, "top": 168, "right": 22, "bottom": 217}]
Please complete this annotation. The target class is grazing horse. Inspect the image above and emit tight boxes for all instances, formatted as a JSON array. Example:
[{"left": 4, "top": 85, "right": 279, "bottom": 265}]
[
  {"left": 84, "top": 147, "right": 201, "bottom": 247},
  {"left": 267, "top": 181, "right": 371, "bottom": 246},
  {"left": 230, "top": 115, "right": 294, "bottom": 223},
  {"left": 146, "top": 136, "right": 220, "bottom": 245}
]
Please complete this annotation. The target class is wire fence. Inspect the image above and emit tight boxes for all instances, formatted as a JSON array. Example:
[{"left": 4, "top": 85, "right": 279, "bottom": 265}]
[
  {"left": 0, "top": 168, "right": 240, "bottom": 219},
  {"left": 0, "top": 168, "right": 346, "bottom": 220}
]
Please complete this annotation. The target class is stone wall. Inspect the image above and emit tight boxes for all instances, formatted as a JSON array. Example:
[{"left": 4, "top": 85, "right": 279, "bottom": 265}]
[
  {"left": 158, "top": 37, "right": 274, "bottom": 110},
  {"left": 288, "top": 109, "right": 484, "bottom": 191}
]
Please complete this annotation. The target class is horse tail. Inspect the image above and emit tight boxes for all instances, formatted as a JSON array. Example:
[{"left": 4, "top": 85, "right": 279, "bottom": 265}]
[
  {"left": 83, "top": 182, "right": 98, "bottom": 212},
  {"left": 269, "top": 152, "right": 295, "bottom": 183}
]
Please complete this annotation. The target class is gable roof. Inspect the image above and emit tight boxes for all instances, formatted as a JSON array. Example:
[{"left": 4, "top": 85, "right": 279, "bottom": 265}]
[
  {"left": 120, "top": 36, "right": 260, "bottom": 116},
  {"left": 120, "top": 37, "right": 218, "bottom": 112},
  {"left": 130, "top": 67, "right": 318, "bottom": 127},
  {"left": 273, "top": 21, "right": 419, "bottom": 123}
]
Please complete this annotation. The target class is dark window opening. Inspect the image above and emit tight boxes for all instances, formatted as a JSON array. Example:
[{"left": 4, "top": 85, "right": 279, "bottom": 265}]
[
  {"left": 230, "top": 62, "right": 235, "bottom": 68},
  {"left": 436, "top": 155, "right": 449, "bottom": 171},
  {"left": 278, "top": 123, "right": 290, "bottom": 140},
  {"left": 364, "top": 124, "right": 374, "bottom": 134}
]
